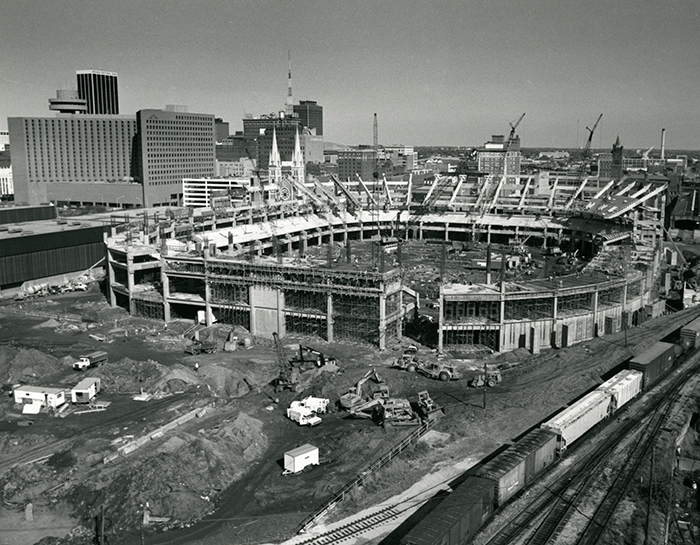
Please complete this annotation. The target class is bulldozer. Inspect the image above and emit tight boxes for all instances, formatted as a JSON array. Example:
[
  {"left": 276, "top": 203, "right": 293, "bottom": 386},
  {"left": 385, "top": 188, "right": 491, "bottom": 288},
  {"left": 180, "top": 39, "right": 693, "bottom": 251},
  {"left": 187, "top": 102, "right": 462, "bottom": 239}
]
[
  {"left": 416, "top": 390, "right": 445, "bottom": 422},
  {"left": 469, "top": 368, "right": 502, "bottom": 388}
]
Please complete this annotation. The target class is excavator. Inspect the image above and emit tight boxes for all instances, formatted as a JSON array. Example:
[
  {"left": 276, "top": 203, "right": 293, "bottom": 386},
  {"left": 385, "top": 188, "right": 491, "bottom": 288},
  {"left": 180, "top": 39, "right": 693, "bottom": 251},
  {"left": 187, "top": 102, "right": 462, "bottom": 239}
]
[
  {"left": 272, "top": 332, "right": 300, "bottom": 393},
  {"left": 291, "top": 345, "right": 337, "bottom": 369},
  {"left": 339, "top": 368, "right": 386, "bottom": 410}
]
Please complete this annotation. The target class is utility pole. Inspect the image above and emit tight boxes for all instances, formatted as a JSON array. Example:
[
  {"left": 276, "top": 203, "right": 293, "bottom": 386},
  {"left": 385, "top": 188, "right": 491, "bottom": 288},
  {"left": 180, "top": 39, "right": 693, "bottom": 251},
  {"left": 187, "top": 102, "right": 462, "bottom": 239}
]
[
  {"left": 483, "top": 359, "right": 488, "bottom": 410},
  {"left": 100, "top": 500, "right": 105, "bottom": 545}
]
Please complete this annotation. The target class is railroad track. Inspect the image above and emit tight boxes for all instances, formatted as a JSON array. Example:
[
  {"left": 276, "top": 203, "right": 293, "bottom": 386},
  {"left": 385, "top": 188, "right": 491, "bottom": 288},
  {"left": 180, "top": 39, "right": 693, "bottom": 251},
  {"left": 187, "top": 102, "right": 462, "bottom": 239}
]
[
  {"left": 293, "top": 506, "right": 401, "bottom": 545},
  {"left": 483, "top": 357, "right": 700, "bottom": 545}
]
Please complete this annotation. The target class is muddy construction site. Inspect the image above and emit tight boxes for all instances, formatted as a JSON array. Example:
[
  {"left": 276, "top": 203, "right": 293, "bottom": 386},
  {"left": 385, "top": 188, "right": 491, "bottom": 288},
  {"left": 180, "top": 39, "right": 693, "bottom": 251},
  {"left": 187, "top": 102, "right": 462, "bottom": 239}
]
[{"left": 1, "top": 270, "right": 700, "bottom": 545}]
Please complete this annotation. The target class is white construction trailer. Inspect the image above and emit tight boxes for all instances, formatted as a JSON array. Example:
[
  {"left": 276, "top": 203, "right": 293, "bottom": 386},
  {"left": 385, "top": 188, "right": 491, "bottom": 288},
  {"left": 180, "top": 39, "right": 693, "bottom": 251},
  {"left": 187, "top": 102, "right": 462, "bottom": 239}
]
[
  {"left": 13, "top": 386, "right": 66, "bottom": 409},
  {"left": 283, "top": 444, "right": 319, "bottom": 475},
  {"left": 71, "top": 377, "right": 101, "bottom": 404}
]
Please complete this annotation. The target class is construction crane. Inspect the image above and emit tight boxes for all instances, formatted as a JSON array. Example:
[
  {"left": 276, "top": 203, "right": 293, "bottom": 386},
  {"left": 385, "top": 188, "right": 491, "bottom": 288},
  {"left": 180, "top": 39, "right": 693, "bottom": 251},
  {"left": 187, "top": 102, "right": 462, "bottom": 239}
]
[{"left": 565, "top": 114, "right": 603, "bottom": 209}]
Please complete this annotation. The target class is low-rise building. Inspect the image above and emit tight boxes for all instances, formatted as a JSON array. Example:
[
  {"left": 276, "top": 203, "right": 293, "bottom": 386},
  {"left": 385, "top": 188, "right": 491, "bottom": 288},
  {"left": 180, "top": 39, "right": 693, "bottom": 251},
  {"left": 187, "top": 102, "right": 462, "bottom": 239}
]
[{"left": 13, "top": 386, "right": 66, "bottom": 409}]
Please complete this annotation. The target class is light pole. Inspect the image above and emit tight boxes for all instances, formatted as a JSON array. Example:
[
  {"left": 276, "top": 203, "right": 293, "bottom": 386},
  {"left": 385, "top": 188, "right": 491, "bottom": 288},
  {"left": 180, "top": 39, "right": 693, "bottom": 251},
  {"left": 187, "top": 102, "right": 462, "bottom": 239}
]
[{"left": 116, "top": 195, "right": 125, "bottom": 209}]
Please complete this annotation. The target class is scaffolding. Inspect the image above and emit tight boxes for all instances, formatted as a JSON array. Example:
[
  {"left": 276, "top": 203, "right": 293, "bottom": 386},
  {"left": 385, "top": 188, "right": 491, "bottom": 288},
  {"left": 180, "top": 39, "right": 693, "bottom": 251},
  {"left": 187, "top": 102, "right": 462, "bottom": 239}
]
[
  {"left": 217, "top": 306, "right": 251, "bottom": 329},
  {"left": 442, "top": 328, "right": 499, "bottom": 351},
  {"left": 209, "top": 282, "right": 249, "bottom": 305},
  {"left": 504, "top": 297, "right": 554, "bottom": 320},
  {"left": 333, "top": 294, "right": 380, "bottom": 344},
  {"left": 598, "top": 286, "right": 623, "bottom": 307},
  {"left": 285, "top": 314, "right": 327, "bottom": 338},
  {"left": 285, "top": 289, "right": 327, "bottom": 313},
  {"left": 558, "top": 292, "right": 593, "bottom": 315},
  {"left": 444, "top": 300, "right": 500, "bottom": 322},
  {"left": 132, "top": 297, "right": 165, "bottom": 321}
]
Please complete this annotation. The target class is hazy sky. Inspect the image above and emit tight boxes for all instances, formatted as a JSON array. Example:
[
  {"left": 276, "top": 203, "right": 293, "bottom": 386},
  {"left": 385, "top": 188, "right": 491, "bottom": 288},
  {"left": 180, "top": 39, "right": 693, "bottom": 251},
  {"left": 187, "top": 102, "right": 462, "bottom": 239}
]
[{"left": 1, "top": 0, "right": 698, "bottom": 149}]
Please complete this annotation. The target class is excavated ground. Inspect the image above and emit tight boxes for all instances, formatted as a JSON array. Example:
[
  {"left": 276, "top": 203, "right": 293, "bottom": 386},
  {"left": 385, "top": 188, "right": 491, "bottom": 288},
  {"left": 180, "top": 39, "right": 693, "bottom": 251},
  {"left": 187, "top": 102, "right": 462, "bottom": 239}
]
[{"left": 0, "top": 266, "right": 698, "bottom": 545}]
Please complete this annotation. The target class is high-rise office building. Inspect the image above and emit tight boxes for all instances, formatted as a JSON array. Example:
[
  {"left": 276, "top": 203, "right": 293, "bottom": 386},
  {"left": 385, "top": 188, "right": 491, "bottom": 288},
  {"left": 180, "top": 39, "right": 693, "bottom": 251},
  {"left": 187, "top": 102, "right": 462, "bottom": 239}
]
[
  {"left": 134, "top": 107, "right": 215, "bottom": 207},
  {"left": 293, "top": 100, "right": 323, "bottom": 136},
  {"left": 8, "top": 114, "right": 137, "bottom": 205},
  {"left": 77, "top": 70, "right": 119, "bottom": 115}
]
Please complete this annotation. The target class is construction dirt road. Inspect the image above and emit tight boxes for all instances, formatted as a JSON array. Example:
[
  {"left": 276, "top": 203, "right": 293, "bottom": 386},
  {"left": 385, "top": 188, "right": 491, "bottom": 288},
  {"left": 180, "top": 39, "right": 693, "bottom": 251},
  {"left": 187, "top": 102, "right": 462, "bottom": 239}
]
[{"left": 2, "top": 284, "right": 700, "bottom": 545}]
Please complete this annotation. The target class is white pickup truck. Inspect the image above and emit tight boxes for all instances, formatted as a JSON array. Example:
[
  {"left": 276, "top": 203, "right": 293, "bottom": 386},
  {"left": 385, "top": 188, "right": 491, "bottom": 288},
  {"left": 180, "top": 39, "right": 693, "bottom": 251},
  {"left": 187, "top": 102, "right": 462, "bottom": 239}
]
[{"left": 286, "top": 396, "right": 329, "bottom": 427}]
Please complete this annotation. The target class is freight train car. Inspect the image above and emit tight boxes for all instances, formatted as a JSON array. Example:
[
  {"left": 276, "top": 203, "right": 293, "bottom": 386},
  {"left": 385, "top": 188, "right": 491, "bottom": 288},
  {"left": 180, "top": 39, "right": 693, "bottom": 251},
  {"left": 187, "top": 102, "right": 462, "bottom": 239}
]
[
  {"left": 541, "top": 390, "right": 612, "bottom": 454},
  {"left": 596, "top": 369, "right": 643, "bottom": 412},
  {"left": 680, "top": 316, "right": 700, "bottom": 349},
  {"left": 474, "top": 429, "right": 557, "bottom": 506},
  {"left": 400, "top": 335, "right": 691, "bottom": 545},
  {"left": 628, "top": 341, "right": 680, "bottom": 389},
  {"left": 400, "top": 477, "right": 494, "bottom": 545}
]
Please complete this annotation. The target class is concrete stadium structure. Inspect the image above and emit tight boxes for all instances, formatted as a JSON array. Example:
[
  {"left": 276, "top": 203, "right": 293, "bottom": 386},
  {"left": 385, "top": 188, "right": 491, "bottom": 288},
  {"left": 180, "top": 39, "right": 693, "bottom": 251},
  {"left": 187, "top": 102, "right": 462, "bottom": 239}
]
[{"left": 104, "top": 165, "right": 671, "bottom": 351}]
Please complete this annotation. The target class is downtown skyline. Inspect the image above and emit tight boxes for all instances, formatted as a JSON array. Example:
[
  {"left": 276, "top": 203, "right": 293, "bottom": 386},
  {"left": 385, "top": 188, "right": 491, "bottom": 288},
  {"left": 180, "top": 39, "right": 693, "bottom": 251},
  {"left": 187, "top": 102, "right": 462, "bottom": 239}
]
[{"left": 1, "top": 0, "right": 698, "bottom": 150}]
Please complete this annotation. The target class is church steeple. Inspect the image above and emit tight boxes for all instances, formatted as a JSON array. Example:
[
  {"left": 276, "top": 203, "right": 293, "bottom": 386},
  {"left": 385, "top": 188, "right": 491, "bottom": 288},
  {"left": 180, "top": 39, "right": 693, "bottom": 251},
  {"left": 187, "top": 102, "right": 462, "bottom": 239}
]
[
  {"left": 291, "top": 127, "right": 305, "bottom": 184},
  {"left": 268, "top": 126, "right": 282, "bottom": 183}
]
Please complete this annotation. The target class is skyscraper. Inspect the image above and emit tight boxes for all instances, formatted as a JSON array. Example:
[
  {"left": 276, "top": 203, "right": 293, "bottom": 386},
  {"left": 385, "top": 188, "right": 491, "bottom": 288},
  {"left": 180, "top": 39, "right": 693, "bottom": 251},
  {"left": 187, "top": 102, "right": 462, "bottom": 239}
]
[
  {"left": 293, "top": 100, "right": 323, "bottom": 136},
  {"left": 134, "top": 107, "right": 215, "bottom": 207},
  {"left": 76, "top": 70, "right": 119, "bottom": 115}
]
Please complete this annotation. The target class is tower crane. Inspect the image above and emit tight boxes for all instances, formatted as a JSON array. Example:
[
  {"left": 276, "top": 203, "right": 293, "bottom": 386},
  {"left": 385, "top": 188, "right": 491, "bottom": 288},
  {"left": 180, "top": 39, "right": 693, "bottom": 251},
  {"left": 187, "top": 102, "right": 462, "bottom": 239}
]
[{"left": 565, "top": 114, "right": 603, "bottom": 209}]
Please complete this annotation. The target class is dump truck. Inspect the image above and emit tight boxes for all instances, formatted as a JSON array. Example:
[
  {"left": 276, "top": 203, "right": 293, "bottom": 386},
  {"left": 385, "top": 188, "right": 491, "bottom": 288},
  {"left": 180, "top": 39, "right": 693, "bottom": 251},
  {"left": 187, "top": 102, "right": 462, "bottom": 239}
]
[
  {"left": 184, "top": 340, "right": 218, "bottom": 355},
  {"left": 393, "top": 356, "right": 461, "bottom": 382},
  {"left": 470, "top": 368, "right": 502, "bottom": 388},
  {"left": 73, "top": 350, "right": 107, "bottom": 371}
]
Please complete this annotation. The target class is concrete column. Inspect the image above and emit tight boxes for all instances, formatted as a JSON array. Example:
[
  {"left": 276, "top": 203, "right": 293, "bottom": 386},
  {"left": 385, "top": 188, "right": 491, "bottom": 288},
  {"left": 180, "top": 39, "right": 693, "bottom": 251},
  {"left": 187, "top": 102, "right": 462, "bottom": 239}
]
[
  {"left": 278, "top": 289, "right": 285, "bottom": 337},
  {"left": 343, "top": 223, "right": 348, "bottom": 244},
  {"left": 327, "top": 293, "right": 334, "bottom": 342},
  {"left": 107, "top": 248, "right": 117, "bottom": 307},
  {"left": 418, "top": 221, "right": 423, "bottom": 241},
  {"left": 378, "top": 294, "right": 387, "bottom": 350},
  {"left": 543, "top": 227, "right": 548, "bottom": 249},
  {"left": 592, "top": 290, "right": 598, "bottom": 337},
  {"left": 487, "top": 224, "right": 491, "bottom": 244},
  {"left": 530, "top": 326, "right": 541, "bottom": 354},
  {"left": 286, "top": 236, "right": 293, "bottom": 254},
  {"left": 127, "top": 253, "right": 135, "bottom": 315},
  {"left": 316, "top": 229, "right": 322, "bottom": 246},
  {"left": 437, "top": 289, "right": 444, "bottom": 352},
  {"left": 301, "top": 231, "right": 308, "bottom": 254},
  {"left": 161, "top": 257, "right": 171, "bottom": 322},
  {"left": 551, "top": 293, "right": 558, "bottom": 348},
  {"left": 248, "top": 286, "right": 256, "bottom": 336},
  {"left": 202, "top": 281, "right": 211, "bottom": 328},
  {"left": 444, "top": 222, "right": 450, "bottom": 241},
  {"left": 359, "top": 221, "right": 364, "bottom": 241}
]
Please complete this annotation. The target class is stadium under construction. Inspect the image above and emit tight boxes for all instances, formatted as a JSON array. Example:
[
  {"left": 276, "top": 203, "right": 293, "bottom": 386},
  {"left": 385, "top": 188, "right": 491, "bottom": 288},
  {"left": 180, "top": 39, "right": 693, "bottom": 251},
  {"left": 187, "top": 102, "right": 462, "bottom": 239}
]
[{"left": 105, "top": 169, "right": 673, "bottom": 352}]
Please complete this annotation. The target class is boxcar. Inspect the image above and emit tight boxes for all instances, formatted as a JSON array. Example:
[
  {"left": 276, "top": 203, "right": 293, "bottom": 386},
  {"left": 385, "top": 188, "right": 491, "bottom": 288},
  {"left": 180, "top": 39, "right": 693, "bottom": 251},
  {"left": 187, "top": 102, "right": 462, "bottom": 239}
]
[
  {"left": 680, "top": 316, "right": 700, "bottom": 349},
  {"left": 596, "top": 370, "right": 643, "bottom": 412},
  {"left": 401, "top": 477, "right": 494, "bottom": 545},
  {"left": 629, "top": 341, "right": 677, "bottom": 389},
  {"left": 541, "top": 390, "right": 612, "bottom": 453},
  {"left": 475, "top": 429, "right": 557, "bottom": 506}
]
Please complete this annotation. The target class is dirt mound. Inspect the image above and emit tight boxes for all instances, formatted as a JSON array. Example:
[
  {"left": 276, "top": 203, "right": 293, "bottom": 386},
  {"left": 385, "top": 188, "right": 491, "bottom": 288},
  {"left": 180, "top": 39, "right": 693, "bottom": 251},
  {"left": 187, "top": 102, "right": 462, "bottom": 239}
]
[
  {"left": 91, "top": 358, "right": 165, "bottom": 393},
  {"left": 152, "top": 365, "right": 200, "bottom": 393},
  {"left": 199, "top": 359, "right": 278, "bottom": 399},
  {"left": 63, "top": 411, "right": 268, "bottom": 533},
  {"left": 0, "top": 345, "right": 18, "bottom": 383},
  {"left": 5, "top": 348, "right": 62, "bottom": 384}
]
